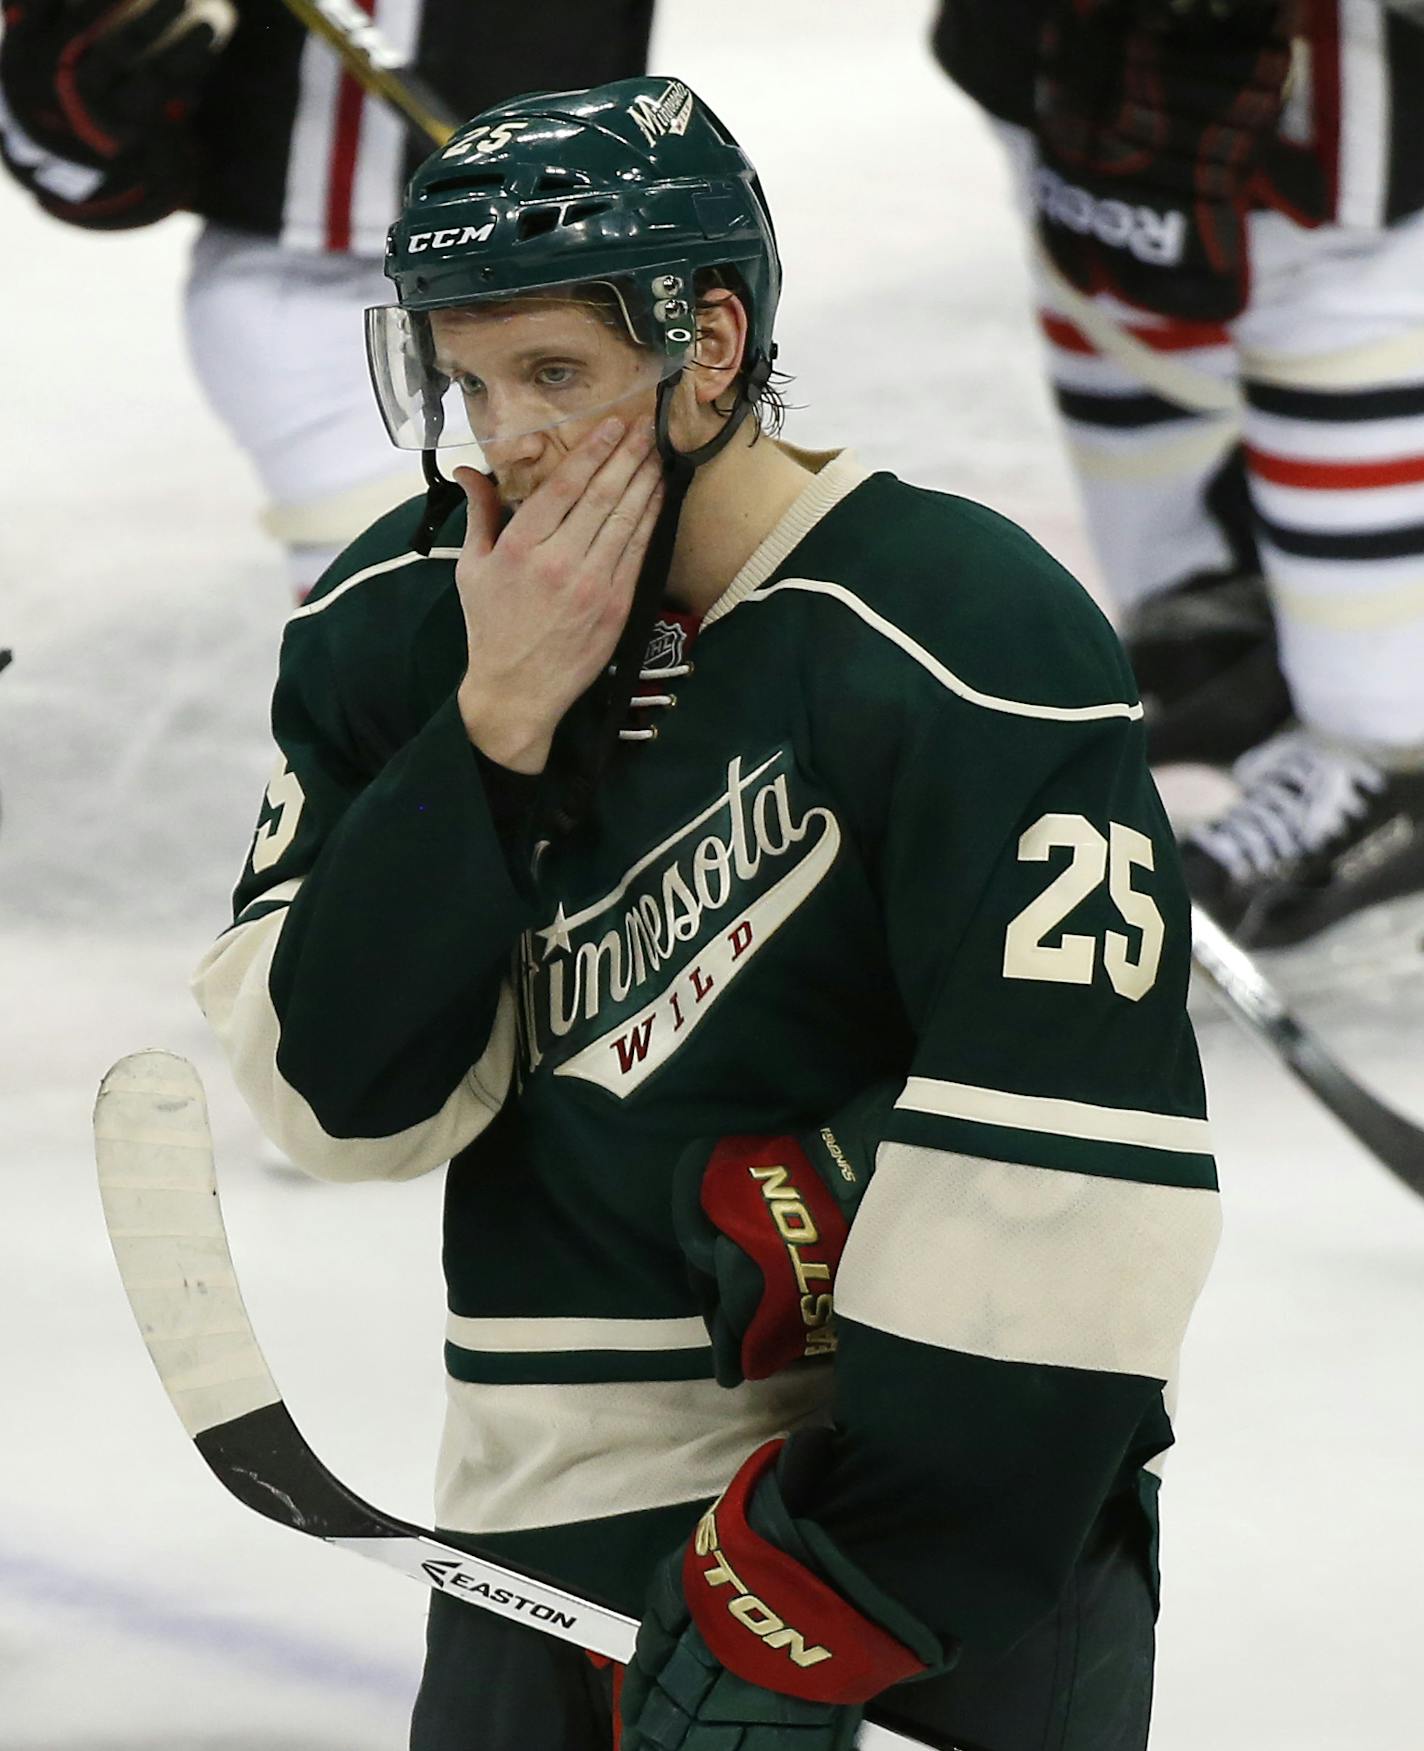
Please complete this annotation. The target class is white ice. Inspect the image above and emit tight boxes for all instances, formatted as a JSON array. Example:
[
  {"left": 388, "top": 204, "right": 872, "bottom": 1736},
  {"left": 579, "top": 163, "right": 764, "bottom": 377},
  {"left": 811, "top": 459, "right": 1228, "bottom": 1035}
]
[{"left": 2, "top": 3, "right": 1421, "bottom": 1746}]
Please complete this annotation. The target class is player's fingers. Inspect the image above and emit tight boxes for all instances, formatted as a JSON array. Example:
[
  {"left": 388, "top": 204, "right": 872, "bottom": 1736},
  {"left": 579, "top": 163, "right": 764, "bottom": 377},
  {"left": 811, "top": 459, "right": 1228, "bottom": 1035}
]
[
  {"left": 454, "top": 466, "right": 502, "bottom": 563},
  {"left": 512, "top": 417, "right": 629, "bottom": 546},
  {"left": 584, "top": 451, "right": 665, "bottom": 579},
  {"left": 553, "top": 418, "right": 658, "bottom": 558}
]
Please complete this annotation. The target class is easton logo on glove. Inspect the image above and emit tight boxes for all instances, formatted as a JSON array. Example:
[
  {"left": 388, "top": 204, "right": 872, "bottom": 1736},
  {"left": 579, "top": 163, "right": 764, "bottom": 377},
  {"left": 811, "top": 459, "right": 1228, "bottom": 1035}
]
[
  {"left": 683, "top": 1441, "right": 928, "bottom": 1705},
  {"left": 692, "top": 1501, "right": 831, "bottom": 1672},
  {"left": 700, "top": 1135, "right": 851, "bottom": 1377}
]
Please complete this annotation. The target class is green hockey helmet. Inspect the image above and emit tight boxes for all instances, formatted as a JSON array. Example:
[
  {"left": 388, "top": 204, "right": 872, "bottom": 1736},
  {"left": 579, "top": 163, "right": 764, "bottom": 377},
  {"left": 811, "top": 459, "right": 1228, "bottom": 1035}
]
[{"left": 365, "top": 76, "right": 780, "bottom": 455}]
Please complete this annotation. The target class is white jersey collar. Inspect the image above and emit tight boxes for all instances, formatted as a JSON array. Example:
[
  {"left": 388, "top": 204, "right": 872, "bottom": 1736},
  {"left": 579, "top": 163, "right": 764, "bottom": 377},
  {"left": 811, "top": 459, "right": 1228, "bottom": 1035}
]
[{"left": 702, "top": 447, "right": 870, "bottom": 629}]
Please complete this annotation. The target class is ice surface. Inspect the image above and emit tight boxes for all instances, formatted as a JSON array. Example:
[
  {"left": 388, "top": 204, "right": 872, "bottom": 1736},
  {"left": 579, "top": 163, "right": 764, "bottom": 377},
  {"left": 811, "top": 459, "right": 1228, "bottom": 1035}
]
[{"left": 2, "top": 3, "right": 1421, "bottom": 1746}]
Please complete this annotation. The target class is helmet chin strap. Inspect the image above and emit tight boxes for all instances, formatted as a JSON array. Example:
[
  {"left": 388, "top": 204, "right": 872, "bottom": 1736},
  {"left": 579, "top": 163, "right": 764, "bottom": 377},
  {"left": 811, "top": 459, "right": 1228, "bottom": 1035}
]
[{"left": 413, "top": 448, "right": 466, "bottom": 558}]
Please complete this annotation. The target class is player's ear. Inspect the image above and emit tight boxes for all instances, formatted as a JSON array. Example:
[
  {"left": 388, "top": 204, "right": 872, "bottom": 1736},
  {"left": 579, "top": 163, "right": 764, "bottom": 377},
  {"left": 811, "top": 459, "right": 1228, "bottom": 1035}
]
[{"left": 689, "top": 289, "right": 749, "bottom": 406}]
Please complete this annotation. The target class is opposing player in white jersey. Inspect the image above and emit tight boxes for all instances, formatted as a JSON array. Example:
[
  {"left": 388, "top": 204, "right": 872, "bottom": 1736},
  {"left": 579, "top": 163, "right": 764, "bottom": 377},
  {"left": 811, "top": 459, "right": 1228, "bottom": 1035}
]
[
  {"left": 0, "top": 0, "right": 654, "bottom": 594},
  {"left": 933, "top": 0, "right": 1424, "bottom": 955}
]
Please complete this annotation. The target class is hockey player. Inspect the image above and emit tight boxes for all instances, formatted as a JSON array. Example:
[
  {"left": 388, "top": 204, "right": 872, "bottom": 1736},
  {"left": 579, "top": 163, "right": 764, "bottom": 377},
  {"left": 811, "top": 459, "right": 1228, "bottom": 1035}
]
[
  {"left": 932, "top": 0, "right": 1424, "bottom": 951},
  {"left": 0, "top": 0, "right": 654, "bottom": 593},
  {"left": 194, "top": 77, "right": 1221, "bottom": 1751}
]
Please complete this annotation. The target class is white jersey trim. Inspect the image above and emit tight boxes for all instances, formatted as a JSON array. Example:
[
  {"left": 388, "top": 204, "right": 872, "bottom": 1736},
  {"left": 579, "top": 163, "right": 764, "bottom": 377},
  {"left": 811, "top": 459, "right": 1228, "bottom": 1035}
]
[
  {"left": 702, "top": 448, "right": 871, "bottom": 627},
  {"left": 739, "top": 581, "right": 1145, "bottom": 724},
  {"left": 837, "top": 1143, "right": 1221, "bottom": 1381},
  {"left": 446, "top": 1313, "right": 710, "bottom": 1354},
  {"left": 435, "top": 1370, "right": 830, "bottom": 1535},
  {"left": 898, "top": 1075, "right": 1211, "bottom": 1154}
]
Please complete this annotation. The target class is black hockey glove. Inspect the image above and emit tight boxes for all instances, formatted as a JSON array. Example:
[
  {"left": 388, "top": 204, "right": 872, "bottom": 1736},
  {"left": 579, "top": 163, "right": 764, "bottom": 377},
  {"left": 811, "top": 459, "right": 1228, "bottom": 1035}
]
[
  {"left": 0, "top": 0, "right": 233, "bottom": 227},
  {"left": 621, "top": 1435, "right": 946, "bottom": 1751},
  {"left": 672, "top": 1083, "right": 895, "bottom": 1388},
  {"left": 1033, "top": 0, "right": 1295, "bottom": 319}
]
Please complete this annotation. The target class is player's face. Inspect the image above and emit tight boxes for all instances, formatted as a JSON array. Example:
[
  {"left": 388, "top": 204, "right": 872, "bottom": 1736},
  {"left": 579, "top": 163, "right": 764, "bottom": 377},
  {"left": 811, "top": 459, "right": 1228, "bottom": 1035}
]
[{"left": 429, "top": 300, "right": 662, "bottom": 507}]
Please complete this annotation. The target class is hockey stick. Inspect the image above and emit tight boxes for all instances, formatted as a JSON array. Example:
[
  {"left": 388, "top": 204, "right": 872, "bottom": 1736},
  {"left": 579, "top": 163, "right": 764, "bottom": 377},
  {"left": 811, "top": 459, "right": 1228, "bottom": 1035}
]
[
  {"left": 1191, "top": 905, "right": 1424, "bottom": 1197},
  {"left": 94, "top": 1051, "right": 931, "bottom": 1751},
  {"left": 275, "top": 0, "right": 458, "bottom": 147}
]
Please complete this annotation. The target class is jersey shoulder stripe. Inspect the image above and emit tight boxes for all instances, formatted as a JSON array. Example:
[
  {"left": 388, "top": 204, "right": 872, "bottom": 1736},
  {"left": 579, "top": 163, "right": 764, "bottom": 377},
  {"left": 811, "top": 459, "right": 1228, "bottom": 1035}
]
[
  {"left": 288, "top": 489, "right": 465, "bottom": 624},
  {"left": 290, "top": 543, "right": 461, "bottom": 622},
  {"left": 725, "top": 468, "right": 1142, "bottom": 722},
  {"left": 739, "top": 578, "right": 1143, "bottom": 723}
]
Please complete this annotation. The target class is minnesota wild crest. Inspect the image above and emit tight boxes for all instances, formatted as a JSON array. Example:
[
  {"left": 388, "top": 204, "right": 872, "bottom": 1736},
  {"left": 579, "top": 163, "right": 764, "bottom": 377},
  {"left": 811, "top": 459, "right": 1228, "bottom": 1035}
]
[{"left": 515, "top": 752, "right": 842, "bottom": 1096}]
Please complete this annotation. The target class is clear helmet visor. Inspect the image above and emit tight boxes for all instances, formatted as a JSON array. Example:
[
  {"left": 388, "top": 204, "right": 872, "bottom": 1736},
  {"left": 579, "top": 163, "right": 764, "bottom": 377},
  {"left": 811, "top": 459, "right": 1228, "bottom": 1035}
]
[{"left": 365, "top": 276, "right": 694, "bottom": 455}]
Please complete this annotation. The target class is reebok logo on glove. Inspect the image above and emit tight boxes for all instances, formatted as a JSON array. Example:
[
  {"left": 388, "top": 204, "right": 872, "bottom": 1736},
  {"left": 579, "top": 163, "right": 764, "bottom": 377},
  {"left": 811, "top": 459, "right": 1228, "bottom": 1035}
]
[{"left": 1034, "top": 164, "right": 1187, "bottom": 266}]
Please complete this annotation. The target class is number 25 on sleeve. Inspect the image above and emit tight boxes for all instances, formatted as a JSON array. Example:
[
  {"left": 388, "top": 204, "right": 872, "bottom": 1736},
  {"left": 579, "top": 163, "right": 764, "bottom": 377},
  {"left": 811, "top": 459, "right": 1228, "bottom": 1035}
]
[{"left": 1003, "top": 812, "right": 1164, "bottom": 1001}]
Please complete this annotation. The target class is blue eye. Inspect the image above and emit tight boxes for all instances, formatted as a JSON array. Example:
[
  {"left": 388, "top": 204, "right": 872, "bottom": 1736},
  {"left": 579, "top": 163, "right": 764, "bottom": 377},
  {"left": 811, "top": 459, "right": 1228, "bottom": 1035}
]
[{"left": 536, "top": 363, "right": 578, "bottom": 389}]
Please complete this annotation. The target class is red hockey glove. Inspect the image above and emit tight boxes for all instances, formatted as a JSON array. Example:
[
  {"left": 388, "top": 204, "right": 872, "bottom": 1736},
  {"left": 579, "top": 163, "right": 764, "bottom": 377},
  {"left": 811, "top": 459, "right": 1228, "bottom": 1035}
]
[
  {"left": 0, "top": 0, "right": 232, "bottom": 227},
  {"left": 621, "top": 1438, "right": 946, "bottom": 1751},
  {"left": 673, "top": 1084, "right": 895, "bottom": 1388},
  {"left": 1034, "top": 0, "right": 1295, "bottom": 319}
]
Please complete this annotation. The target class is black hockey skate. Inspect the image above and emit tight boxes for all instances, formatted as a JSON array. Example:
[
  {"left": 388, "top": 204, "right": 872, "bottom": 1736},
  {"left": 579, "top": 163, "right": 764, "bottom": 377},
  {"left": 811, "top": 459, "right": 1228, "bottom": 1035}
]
[
  {"left": 1181, "top": 729, "right": 1424, "bottom": 950},
  {"left": 1123, "top": 570, "right": 1293, "bottom": 767}
]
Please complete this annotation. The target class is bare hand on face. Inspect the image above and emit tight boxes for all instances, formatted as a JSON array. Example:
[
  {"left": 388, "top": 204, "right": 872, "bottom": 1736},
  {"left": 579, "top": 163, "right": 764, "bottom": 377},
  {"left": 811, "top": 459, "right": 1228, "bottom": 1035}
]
[{"left": 453, "top": 418, "right": 665, "bottom": 773}]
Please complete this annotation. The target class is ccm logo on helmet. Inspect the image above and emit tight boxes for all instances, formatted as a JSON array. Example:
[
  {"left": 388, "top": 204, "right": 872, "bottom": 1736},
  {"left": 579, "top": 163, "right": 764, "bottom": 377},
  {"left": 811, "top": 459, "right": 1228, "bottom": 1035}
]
[
  {"left": 693, "top": 1505, "right": 833, "bottom": 1670},
  {"left": 408, "top": 223, "right": 496, "bottom": 253}
]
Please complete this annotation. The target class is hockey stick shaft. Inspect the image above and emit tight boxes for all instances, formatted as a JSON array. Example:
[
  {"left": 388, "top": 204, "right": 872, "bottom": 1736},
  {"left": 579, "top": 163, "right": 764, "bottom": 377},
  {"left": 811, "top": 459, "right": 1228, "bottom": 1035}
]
[
  {"left": 275, "top": 0, "right": 458, "bottom": 146},
  {"left": 1191, "top": 905, "right": 1424, "bottom": 1196},
  {"left": 94, "top": 1052, "right": 930, "bottom": 1751}
]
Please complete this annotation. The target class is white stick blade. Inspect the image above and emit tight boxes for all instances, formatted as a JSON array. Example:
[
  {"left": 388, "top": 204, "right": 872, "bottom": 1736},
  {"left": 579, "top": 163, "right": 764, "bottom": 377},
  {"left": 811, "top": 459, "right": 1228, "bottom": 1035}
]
[{"left": 95, "top": 1050, "right": 280, "bottom": 1437}]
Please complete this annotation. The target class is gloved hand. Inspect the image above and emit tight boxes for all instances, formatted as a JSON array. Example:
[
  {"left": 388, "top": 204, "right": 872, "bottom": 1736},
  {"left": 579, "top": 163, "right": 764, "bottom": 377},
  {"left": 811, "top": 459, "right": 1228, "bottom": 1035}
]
[
  {"left": 0, "top": 0, "right": 233, "bottom": 225},
  {"left": 1033, "top": 0, "right": 1295, "bottom": 319},
  {"left": 621, "top": 1437, "right": 945, "bottom": 1751},
  {"left": 673, "top": 1083, "right": 896, "bottom": 1388}
]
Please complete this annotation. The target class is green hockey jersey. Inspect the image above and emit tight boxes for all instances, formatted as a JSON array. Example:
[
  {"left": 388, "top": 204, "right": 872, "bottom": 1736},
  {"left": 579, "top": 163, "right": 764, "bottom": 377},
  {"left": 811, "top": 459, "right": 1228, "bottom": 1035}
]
[{"left": 195, "top": 448, "right": 1220, "bottom": 1652}]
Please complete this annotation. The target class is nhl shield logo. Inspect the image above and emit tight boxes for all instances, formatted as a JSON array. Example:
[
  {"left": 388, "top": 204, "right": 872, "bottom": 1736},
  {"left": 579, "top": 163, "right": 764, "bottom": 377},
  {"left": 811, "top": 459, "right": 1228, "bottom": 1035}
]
[{"left": 645, "top": 618, "right": 688, "bottom": 673}]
